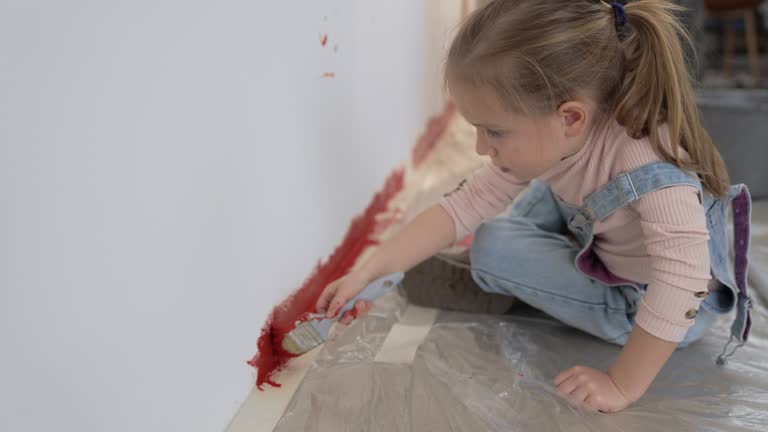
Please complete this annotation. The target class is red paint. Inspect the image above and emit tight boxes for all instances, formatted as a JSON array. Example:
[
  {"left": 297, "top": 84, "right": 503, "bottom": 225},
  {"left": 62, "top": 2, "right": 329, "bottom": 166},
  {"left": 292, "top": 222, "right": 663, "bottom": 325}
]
[
  {"left": 322, "top": 72, "right": 336, "bottom": 78},
  {"left": 320, "top": 33, "right": 329, "bottom": 47},
  {"left": 411, "top": 102, "right": 456, "bottom": 168},
  {"left": 295, "top": 311, "right": 316, "bottom": 323},
  {"left": 248, "top": 100, "right": 457, "bottom": 390},
  {"left": 248, "top": 169, "right": 405, "bottom": 390}
]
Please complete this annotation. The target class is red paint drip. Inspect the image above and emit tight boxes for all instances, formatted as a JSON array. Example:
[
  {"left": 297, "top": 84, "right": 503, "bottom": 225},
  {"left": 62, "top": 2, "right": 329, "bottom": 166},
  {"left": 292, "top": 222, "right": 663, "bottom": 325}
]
[
  {"left": 320, "top": 33, "right": 329, "bottom": 47},
  {"left": 411, "top": 102, "right": 456, "bottom": 168},
  {"left": 248, "top": 169, "right": 405, "bottom": 390}
]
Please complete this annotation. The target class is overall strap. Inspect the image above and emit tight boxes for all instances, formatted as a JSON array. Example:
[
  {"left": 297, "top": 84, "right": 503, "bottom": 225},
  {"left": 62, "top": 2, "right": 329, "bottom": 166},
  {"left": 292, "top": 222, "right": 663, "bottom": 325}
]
[
  {"left": 584, "top": 162, "right": 702, "bottom": 221},
  {"left": 584, "top": 163, "right": 755, "bottom": 364},
  {"left": 717, "top": 184, "right": 753, "bottom": 365}
]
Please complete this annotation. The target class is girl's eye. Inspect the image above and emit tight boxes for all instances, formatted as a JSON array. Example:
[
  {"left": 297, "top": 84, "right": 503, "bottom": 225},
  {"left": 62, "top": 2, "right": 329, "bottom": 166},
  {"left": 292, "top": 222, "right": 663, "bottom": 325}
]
[{"left": 484, "top": 128, "right": 504, "bottom": 138}]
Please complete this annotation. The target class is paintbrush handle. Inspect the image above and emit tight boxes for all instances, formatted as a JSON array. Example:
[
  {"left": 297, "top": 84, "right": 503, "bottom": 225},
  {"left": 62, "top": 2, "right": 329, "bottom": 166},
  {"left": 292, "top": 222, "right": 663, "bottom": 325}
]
[{"left": 338, "top": 272, "right": 405, "bottom": 315}]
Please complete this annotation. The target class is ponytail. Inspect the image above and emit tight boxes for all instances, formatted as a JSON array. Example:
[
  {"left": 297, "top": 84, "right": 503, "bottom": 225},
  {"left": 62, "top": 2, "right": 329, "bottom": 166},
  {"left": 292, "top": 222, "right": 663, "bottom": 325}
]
[{"left": 616, "top": 0, "right": 729, "bottom": 197}]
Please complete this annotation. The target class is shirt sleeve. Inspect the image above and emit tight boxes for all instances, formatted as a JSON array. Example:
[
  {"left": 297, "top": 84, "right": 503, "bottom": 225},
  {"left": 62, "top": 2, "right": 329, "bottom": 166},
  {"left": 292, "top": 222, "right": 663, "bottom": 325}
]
[
  {"left": 630, "top": 185, "right": 713, "bottom": 342},
  {"left": 439, "top": 163, "right": 528, "bottom": 243}
]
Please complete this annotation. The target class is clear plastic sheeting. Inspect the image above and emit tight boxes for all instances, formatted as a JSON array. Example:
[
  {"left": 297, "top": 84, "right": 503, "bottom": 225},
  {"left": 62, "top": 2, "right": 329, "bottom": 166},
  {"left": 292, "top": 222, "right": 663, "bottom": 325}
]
[{"left": 273, "top": 286, "right": 768, "bottom": 431}]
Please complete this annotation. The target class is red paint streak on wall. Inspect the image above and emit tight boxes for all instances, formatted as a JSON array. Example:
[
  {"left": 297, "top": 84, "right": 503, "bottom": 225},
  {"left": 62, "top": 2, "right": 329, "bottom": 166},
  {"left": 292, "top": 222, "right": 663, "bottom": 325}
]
[
  {"left": 320, "top": 33, "right": 329, "bottom": 46},
  {"left": 411, "top": 102, "right": 456, "bottom": 168},
  {"left": 248, "top": 169, "right": 405, "bottom": 390},
  {"left": 248, "top": 100, "right": 457, "bottom": 390}
]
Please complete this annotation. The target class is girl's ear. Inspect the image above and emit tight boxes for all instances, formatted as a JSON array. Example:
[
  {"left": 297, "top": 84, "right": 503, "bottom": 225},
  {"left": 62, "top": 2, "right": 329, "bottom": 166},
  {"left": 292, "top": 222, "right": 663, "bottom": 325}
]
[{"left": 557, "top": 101, "right": 589, "bottom": 138}]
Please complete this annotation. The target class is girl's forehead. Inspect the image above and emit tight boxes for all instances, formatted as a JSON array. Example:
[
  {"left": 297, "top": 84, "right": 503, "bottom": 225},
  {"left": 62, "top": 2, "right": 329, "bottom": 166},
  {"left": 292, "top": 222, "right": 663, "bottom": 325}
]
[
  {"left": 448, "top": 80, "right": 497, "bottom": 105},
  {"left": 449, "top": 82, "right": 512, "bottom": 122}
]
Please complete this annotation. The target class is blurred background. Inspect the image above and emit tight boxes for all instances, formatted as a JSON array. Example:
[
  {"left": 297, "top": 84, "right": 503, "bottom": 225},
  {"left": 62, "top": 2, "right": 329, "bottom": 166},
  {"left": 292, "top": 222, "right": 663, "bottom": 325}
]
[
  {"left": 681, "top": 0, "right": 768, "bottom": 199},
  {"left": 688, "top": 0, "right": 767, "bottom": 88}
]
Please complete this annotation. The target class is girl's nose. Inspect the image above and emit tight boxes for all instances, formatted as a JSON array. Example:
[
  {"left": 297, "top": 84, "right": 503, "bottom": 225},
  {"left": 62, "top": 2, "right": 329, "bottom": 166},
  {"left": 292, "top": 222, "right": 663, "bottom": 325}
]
[{"left": 476, "top": 137, "right": 491, "bottom": 156}]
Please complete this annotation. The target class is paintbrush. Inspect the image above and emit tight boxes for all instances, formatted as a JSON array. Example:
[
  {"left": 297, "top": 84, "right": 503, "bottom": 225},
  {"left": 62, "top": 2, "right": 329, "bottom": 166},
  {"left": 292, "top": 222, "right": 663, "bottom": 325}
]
[{"left": 282, "top": 272, "right": 405, "bottom": 355}]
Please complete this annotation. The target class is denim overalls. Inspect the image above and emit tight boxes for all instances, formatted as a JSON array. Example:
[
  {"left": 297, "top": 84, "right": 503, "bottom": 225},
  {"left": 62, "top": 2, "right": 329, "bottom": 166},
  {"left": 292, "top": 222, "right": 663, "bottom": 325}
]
[{"left": 469, "top": 161, "right": 753, "bottom": 365}]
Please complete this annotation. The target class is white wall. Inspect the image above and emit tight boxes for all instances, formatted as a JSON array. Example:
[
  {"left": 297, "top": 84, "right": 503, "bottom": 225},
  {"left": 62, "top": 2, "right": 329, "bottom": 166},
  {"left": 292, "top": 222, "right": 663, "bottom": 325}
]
[
  {"left": 0, "top": 1, "right": 427, "bottom": 430},
  {"left": 423, "top": 1, "right": 465, "bottom": 117}
]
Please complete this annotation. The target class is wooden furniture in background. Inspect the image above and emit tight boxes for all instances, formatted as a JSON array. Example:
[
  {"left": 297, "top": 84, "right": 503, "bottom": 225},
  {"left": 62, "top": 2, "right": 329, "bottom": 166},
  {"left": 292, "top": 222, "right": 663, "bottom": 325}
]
[{"left": 704, "top": 0, "right": 764, "bottom": 87}]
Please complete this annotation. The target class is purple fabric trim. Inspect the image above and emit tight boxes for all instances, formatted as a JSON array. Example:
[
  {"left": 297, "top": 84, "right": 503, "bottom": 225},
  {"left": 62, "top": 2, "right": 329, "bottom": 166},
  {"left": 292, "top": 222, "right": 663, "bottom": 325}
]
[
  {"left": 732, "top": 188, "right": 751, "bottom": 340},
  {"left": 733, "top": 190, "right": 750, "bottom": 295},
  {"left": 575, "top": 241, "right": 641, "bottom": 289}
]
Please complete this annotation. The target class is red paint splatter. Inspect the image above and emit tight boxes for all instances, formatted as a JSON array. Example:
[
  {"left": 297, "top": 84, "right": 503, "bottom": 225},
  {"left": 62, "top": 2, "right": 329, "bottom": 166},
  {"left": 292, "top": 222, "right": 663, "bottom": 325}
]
[
  {"left": 320, "top": 33, "right": 329, "bottom": 47},
  {"left": 411, "top": 102, "right": 456, "bottom": 168},
  {"left": 248, "top": 169, "right": 405, "bottom": 390},
  {"left": 322, "top": 72, "right": 336, "bottom": 78}
]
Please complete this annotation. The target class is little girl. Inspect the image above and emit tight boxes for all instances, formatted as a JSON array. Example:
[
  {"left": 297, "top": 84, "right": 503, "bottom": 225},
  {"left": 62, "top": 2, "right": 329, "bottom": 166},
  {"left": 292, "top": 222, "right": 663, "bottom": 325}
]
[{"left": 316, "top": 0, "right": 754, "bottom": 413}]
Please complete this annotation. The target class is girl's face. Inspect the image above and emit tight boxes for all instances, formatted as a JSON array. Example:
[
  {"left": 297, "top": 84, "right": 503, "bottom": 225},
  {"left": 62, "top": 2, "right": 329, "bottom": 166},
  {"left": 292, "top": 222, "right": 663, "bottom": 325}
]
[{"left": 449, "top": 81, "right": 592, "bottom": 181}]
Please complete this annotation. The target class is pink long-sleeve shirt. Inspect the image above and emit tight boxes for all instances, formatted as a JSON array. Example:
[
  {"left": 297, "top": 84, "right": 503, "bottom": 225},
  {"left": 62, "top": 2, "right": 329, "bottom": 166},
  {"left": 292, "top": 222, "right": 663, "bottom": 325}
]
[{"left": 440, "top": 119, "right": 712, "bottom": 343}]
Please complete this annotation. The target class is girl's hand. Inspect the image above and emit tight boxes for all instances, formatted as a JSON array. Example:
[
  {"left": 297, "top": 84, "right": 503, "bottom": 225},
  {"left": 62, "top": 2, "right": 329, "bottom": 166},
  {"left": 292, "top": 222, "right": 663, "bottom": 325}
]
[
  {"left": 315, "top": 273, "right": 374, "bottom": 325},
  {"left": 554, "top": 366, "right": 634, "bottom": 413}
]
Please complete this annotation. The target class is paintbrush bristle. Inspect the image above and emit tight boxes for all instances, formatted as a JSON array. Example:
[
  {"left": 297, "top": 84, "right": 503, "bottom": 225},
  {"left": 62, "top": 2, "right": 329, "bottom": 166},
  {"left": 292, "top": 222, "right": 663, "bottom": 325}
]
[{"left": 282, "top": 321, "right": 325, "bottom": 355}]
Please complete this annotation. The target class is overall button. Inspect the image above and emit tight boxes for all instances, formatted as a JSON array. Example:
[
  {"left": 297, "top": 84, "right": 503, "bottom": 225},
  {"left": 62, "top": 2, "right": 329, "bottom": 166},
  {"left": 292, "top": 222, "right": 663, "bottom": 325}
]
[
  {"left": 572, "top": 213, "right": 587, "bottom": 228},
  {"left": 685, "top": 309, "right": 698, "bottom": 319},
  {"left": 694, "top": 291, "right": 708, "bottom": 298}
]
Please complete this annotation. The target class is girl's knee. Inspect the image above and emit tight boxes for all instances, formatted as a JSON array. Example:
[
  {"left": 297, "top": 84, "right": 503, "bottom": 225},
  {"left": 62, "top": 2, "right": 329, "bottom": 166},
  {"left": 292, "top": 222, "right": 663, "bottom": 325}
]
[
  {"left": 470, "top": 221, "right": 501, "bottom": 266},
  {"left": 471, "top": 217, "right": 565, "bottom": 275},
  {"left": 470, "top": 218, "right": 527, "bottom": 274}
]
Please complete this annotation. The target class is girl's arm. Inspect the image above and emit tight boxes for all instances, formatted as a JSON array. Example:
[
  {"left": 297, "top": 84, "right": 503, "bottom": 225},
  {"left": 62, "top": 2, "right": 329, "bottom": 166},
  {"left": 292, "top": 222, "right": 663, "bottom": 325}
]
[
  {"left": 607, "top": 325, "right": 677, "bottom": 401},
  {"left": 553, "top": 324, "right": 676, "bottom": 413},
  {"left": 318, "top": 163, "right": 525, "bottom": 319},
  {"left": 555, "top": 186, "right": 708, "bottom": 412},
  {"left": 357, "top": 203, "right": 457, "bottom": 282},
  {"left": 317, "top": 204, "right": 456, "bottom": 318}
]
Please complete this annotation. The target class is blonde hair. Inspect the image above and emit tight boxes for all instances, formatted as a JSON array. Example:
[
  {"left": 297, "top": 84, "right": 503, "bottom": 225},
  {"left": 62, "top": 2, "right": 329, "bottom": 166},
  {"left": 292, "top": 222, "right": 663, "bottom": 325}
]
[{"left": 446, "top": 0, "right": 730, "bottom": 197}]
